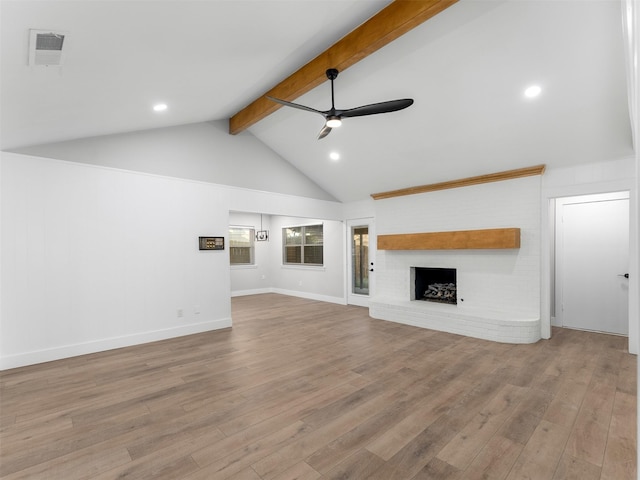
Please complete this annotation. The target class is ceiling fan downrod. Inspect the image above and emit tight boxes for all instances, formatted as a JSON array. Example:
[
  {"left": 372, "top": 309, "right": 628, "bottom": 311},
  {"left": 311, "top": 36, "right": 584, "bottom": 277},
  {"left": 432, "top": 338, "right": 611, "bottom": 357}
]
[{"left": 325, "top": 69, "right": 342, "bottom": 130}]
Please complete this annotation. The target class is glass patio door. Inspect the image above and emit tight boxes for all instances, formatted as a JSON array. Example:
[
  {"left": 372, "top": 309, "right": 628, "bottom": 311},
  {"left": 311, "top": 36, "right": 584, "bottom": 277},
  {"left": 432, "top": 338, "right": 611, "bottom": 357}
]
[
  {"left": 347, "top": 219, "right": 375, "bottom": 307},
  {"left": 352, "top": 227, "right": 369, "bottom": 295}
]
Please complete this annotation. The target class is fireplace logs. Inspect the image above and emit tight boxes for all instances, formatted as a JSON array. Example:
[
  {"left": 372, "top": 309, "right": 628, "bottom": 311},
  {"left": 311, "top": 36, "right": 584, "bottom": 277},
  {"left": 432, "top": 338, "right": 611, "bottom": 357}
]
[
  {"left": 424, "top": 283, "right": 457, "bottom": 304},
  {"left": 413, "top": 267, "right": 457, "bottom": 305}
]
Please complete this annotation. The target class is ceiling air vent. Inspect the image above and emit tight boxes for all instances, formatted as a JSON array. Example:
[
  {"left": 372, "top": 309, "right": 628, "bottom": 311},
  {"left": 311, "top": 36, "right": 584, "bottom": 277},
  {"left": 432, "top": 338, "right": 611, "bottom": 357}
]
[{"left": 29, "top": 29, "right": 67, "bottom": 66}]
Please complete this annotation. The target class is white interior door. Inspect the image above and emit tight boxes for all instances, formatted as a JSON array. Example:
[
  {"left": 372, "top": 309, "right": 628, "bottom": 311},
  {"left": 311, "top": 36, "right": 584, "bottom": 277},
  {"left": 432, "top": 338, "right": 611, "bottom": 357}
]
[
  {"left": 347, "top": 219, "right": 375, "bottom": 307},
  {"left": 557, "top": 193, "right": 629, "bottom": 335}
]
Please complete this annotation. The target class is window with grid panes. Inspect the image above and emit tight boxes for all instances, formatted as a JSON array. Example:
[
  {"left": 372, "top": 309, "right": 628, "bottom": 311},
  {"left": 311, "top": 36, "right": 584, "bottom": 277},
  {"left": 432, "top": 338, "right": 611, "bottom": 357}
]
[
  {"left": 229, "top": 227, "right": 255, "bottom": 265},
  {"left": 283, "top": 224, "right": 323, "bottom": 266}
]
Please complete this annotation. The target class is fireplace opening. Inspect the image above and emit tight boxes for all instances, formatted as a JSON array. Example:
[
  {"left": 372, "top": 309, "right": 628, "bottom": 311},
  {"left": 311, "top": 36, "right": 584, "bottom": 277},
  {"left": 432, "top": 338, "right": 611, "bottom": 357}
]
[{"left": 414, "top": 267, "right": 457, "bottom": 305}]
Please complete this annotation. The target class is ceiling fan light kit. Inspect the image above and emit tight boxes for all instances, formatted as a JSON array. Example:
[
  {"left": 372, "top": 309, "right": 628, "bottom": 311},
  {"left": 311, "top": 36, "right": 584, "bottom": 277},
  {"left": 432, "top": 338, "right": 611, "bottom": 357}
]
[
  {"left": 326, "top": 116, "right": 342, "bottom": 128},
  {"left": 267, "top": 68, "right": 413, "bottom": 139}
]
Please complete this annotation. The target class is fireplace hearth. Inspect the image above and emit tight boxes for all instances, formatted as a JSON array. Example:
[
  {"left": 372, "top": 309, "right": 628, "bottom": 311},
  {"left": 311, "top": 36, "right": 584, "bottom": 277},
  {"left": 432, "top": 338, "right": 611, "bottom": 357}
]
[{"left": 413, "top": 267, "right": 457, "bottom": 305}]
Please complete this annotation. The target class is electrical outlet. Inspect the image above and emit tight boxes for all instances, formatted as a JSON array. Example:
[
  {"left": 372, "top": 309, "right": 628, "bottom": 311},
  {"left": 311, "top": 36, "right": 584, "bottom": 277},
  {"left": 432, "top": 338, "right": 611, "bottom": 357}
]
[
  {"left": 177, "top": 309, "right": 184, "bottom": 318},
  {"left": 298, "top": 280, "right": 303, "bottom": 286}
]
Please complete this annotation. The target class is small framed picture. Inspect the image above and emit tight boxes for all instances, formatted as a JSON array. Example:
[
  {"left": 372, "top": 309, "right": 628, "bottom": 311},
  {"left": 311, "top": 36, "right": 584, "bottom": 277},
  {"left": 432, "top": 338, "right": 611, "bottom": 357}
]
[
  {"left": 256, "top": 230, "right": 269, "bottom": 242},
  {"left": 199, "top": 236, "right": 224, "bottom": 250}
]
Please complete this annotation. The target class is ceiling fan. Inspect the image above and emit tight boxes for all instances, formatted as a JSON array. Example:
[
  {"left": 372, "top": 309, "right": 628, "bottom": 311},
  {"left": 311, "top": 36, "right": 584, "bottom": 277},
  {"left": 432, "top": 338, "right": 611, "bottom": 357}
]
[{"left": 267, "top": 68, "right": 414, "bottom": 140}]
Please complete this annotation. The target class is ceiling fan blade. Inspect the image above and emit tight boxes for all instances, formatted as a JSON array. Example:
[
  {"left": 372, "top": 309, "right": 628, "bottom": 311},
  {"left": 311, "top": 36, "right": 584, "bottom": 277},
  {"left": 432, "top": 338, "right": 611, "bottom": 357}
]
[
  {"left": 338, "top": 98, "right": 414, "bottom": 118},
  {"left": 266, "top": 96, "right": 324, "bottom": 116},
  {"left": 317, "top": 124, "right": 332, "bottom": 140}
]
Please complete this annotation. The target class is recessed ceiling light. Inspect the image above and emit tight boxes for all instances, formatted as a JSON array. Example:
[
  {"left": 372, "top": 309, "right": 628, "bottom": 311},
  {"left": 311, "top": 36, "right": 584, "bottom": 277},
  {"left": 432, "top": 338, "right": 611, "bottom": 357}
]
[
  {"left": 329, "top": 152, "right": 340, "bottom": 161},
  {"left": 153, "top": 103, "right": 168, "bottom": 112},
  {"left": 524, "top": 85, "right": 541, "bottom": 98}
]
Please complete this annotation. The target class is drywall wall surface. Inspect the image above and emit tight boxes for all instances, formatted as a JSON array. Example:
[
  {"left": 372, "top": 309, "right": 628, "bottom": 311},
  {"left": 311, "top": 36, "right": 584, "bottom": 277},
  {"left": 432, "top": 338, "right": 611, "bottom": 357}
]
[
  {"left": 224, "top": 185, "right": 343, "bottom": 221},
  {"left": 268, "top": 216, "right": 345, "bottom": 303},
  {"left": 541, "top": 156, "right": 638, "bottom": 354},
  {"left": 342, "top": 198, "right": 376, "bottom": 220},
  {"left": 229, "top": 212, "right": 273, "bottom": 295},
  {"left": 1, "top": 153, "right": 232, "bottom": 368},
  {"left": 10, "top": 121, "right": 337, "bottom": 202},
  {"left": 542, "top": 157, "right": 635, "bottom": 196},
  {"left": 0, "top": 152, "right": 344, "bottom": 369}
]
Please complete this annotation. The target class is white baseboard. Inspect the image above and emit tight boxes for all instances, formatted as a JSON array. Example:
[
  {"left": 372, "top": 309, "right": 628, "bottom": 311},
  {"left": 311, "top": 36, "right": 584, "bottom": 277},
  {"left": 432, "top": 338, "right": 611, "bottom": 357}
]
[
  {"left": 231, "top": 288, "right": 273, "bottom": 297},
  {"left": 0, "top": 318, "right": 231, "bottom": 371},
  {"left": 231, "top": 287, "right": 346, "bottom": 305},
  {"left": 271, "top": 288, "right": 346, "bottom": 305}
]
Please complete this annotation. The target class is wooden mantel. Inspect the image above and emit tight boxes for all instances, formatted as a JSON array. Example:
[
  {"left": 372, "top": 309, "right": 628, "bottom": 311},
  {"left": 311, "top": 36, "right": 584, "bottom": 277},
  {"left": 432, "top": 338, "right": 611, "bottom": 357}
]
[{"left": 377, "top": 228, "right": 521, "bottom": 250}]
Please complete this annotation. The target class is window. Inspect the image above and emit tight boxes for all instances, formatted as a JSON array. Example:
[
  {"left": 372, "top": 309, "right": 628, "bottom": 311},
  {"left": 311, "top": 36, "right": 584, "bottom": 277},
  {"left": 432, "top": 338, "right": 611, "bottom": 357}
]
[
  {"left": 229, "top": 227, "right": 255, "bottom": 265},
  {"left": 283, "top": 224, "right": 323, "bottom": 266}
]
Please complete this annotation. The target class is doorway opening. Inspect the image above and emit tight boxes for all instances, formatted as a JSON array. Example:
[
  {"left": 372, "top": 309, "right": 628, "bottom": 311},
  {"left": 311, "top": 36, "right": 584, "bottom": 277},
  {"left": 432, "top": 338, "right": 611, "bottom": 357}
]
[{"left": 554, "top": 191, "right": 630, "bottom": 336}]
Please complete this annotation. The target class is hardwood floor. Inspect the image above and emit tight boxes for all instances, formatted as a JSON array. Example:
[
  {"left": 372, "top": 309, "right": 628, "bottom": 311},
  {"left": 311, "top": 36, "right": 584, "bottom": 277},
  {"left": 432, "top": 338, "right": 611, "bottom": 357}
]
[{"left": 0, "top": 293, "right": 636, "bottom": 479}]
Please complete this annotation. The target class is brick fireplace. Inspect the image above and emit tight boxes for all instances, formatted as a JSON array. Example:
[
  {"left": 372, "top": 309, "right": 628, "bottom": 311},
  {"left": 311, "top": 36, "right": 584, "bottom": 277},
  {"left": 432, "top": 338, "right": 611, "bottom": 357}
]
[{"left": 368, "top": 174, "right": 543, "bottom": 344}]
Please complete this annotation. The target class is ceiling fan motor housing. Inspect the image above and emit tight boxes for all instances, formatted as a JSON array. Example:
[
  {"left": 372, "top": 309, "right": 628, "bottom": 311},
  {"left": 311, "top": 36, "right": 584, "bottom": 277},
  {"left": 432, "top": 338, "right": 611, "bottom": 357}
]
[{"left": 267, "top": 66, "right": 413, "bottom": 139}]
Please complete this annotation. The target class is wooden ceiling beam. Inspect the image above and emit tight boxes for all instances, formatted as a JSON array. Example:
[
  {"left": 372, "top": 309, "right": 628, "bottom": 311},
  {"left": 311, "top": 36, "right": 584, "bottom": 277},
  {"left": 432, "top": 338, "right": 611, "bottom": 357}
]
[
  {"left": 228, "top": 0, "right": 458, "bottom": 135},
  {"left": 371, "top": 165, "right": 547, "bottom": 200}
]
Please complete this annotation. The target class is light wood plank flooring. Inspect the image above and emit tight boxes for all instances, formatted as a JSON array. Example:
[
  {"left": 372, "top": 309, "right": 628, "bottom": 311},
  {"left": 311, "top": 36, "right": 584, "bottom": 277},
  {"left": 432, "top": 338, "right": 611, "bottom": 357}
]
[{"left": 0, "top": 293, "right": 636, "bottom": 479}]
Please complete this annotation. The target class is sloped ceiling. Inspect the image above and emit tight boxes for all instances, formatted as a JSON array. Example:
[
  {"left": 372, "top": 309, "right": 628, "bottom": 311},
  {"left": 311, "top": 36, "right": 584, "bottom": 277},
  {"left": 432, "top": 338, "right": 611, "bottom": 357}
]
[{"left": 1, "top": 0, "right": 634, "bottom": 203}]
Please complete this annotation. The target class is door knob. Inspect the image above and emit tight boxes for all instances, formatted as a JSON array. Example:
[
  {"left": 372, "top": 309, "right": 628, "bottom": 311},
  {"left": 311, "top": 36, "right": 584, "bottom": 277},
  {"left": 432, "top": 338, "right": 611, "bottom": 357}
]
[{"left": 618, "top": 273, "right": 629, "bottom": 278}]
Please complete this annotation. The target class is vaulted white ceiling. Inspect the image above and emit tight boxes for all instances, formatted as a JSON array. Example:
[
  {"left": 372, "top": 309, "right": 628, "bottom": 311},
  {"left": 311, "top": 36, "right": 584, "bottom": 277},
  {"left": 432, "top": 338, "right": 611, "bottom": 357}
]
[{"left": 1, "top": 0, "right": 634, "bottom": 202}]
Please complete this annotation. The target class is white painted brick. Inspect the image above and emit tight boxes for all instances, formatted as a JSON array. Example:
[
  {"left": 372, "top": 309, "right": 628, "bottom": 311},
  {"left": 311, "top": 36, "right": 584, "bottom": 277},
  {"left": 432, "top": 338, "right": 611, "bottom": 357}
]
[{"left": 372, "top": 176, "right": 541, "bottom": 344}]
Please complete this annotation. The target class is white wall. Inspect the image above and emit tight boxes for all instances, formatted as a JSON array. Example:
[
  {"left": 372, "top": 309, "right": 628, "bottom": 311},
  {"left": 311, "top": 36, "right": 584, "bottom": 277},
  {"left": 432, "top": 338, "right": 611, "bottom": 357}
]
[
  {"left": 268, "top": 216, "right": 345, "bottom": 304},
  {"left": 11, "top": 121, "right": 337, "bottom": 202},
  {"left": 621, "top": 0, "right": 639, "bottom": 469},
  {"left": 541, "top": 157, "right": 637, "bottom": 353},
  {"left": 3, "top": 143, "right": 635, "bottom": 369},
  {"left": 0, "top": 153, "right": 344, "bottom": 369},
  {"left": 1, "top": 153, "right": 231, "bottom": 369},
  {"left": 229, "top": 211, "right": 346, "bottom": 303},
  {"left": 229, "top": 212, "right": 273, "bottom": 295},
  {"left": 342, "top": 198, "right": 376, "bottom": 220},
  {"left": 374, "top": 176, "right": 542, "bottom": 318}
]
